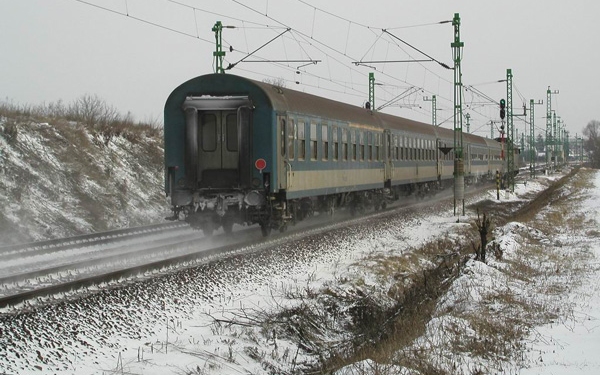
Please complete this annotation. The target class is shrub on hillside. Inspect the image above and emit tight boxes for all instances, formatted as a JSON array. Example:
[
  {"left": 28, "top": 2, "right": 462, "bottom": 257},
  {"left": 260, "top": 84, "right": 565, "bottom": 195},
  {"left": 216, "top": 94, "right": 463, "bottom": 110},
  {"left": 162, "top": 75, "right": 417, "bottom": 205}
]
[{"left": 0, "top": 96, "right": 162, "bottom": 141}]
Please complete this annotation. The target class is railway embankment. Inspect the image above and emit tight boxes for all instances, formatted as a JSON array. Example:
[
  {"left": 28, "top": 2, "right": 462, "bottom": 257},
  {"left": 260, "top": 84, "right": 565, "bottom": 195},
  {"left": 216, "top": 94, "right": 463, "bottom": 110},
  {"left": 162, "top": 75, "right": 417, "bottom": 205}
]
[{"left": 0, "top": 107, "right": 167, "bottom": 243}]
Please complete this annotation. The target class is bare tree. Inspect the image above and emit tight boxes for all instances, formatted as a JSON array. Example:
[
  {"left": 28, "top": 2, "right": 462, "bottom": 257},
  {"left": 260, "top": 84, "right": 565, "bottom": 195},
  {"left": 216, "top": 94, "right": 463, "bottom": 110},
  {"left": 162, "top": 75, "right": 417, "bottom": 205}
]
[
  {"left": 583, "top": 120, "right": 600, "bottom": 168},
  {"left": 262, "top": 77, "right": 287, "bottom": 88},
  {"left": 68, "top": 94, "right": 121, "bottom": 126}
]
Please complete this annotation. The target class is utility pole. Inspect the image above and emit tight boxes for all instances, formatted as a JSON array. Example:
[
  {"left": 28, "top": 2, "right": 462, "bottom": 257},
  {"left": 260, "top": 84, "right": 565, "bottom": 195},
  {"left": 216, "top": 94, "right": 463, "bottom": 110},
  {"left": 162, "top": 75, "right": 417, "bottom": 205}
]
[
  {"left": 556, "top": 117, "right": 562, "bottom": 165},
  {"left": 465, "top": 113, "right": 471, "bottom": 133},
  {"left": 490, "top": 120, "right": 495, "bottom": 139},
  {"left": 529, "top": 99, "right": 543, "bottom": 178},
  {"left": 552, "top": 112, "right": 557, "bottom": 170},
  {"left": 564, "top": 130, "right": 570, "bottom": 164},
  {"left": 423, "top": 95, "right": 437, "bottom": 126},
  {"left": 546, "top": 86, "right": 559, "bottom": 172},
  {"left": 212, "top": 21, "right": 226, "bottom": 74},
  {"left": 452, "top": 13, "right": 465, "bottom": 216},
  {"left": 368, "top": 72, "right": 375, "bottom": 110},
  {"left": 506, "top": 69, "right": 515, "bottom": 192}
]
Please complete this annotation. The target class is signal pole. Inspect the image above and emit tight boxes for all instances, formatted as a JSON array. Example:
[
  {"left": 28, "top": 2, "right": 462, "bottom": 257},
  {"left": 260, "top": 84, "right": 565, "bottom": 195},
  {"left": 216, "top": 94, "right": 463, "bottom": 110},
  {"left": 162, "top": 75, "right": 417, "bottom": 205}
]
[
  {"left": 452, "top": 13, "right": 465, "bottom": 216},
  {"left": 506, "top": 69, "right": 515, "bottom": 192}
]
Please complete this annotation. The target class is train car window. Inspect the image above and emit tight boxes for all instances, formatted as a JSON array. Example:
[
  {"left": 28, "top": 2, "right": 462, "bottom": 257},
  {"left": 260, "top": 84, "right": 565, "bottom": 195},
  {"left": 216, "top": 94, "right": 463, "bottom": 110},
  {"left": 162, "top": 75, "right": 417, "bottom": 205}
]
[
  {"left": 415, "top": 139, "right": 419, "bottom": 161},
  {"left": 360, "top": 132, "right": 365, "bottom": 161},
  {"left": 298, "top": 121, "right": 306, "bottom": 160},
  {"left": 400, "top": 136, "right": 405, "bottom": 160},
  {"left": 427, "top": 140, "right": 431, "bottom": 160},
  {"left": 332, "top": 125, "right": 339, "bottom": 161},
  {"left": 375, "top": 133, "right": 381, "bottom": 161},
  {"left": 413, "top": 139, "right": 417, "bottom": 161},
  {"left": 368, "top": 133, "right": 373, "bottom": 161},
  {"left": 280, "top": 118, "right": 286, "bottom": 157},
  {"left": 200, "top": 113, "right": 217, "bottom": 152},
  {"left": 322, "top": 124, "right": 329, "bottom": 161},
  {"left": 310, "top": 122, "right": 317, "bottom": 160},
  {"left": 288, "top": 119, "right": 295, "bottom": 160},
  {"left": 226, "top": 114, "right": 238, "bottom": 152},
  {"left": 429, "top": 140, "right": 433, "bottom": 161},
  {"left": 351, "top": 130, "right": 356, "bottom": 160},
  {"left": 342, "top": 128, "right": 348, "bottom": 161}
]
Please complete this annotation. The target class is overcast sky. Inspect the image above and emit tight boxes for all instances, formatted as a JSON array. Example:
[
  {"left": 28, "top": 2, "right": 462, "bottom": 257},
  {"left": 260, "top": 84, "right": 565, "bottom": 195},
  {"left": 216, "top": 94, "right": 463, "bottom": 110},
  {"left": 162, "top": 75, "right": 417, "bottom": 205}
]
[{"left": 1, "top": 0, "right": 599, "bottom": 140}]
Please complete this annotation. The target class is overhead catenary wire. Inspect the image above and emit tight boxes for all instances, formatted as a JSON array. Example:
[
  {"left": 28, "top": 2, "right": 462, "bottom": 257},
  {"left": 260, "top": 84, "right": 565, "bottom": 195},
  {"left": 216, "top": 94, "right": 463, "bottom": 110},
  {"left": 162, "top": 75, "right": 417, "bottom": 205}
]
[
  {"left": 72, "top": 0, "right": 214, "bottom": 44},
  {"left": 75, "top": 0, "right": 520, "bottom": 127},
  {"left": 228, "top": 0, "right": 454, "bottom": 111},
  {"left": 75, "top": 0, "right": 453, "bottom": 119}
]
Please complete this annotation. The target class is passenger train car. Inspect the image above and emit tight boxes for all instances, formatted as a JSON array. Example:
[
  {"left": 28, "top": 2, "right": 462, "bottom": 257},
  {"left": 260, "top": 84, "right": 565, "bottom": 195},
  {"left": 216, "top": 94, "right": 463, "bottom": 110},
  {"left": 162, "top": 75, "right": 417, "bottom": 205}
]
[{"left": 164, "top": 73, "right": 515, "bottom": 236}]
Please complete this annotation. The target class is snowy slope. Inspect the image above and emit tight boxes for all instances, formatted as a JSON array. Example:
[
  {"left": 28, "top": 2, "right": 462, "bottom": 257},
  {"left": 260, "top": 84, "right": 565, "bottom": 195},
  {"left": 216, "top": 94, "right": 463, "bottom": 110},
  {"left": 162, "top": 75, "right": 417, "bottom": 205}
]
[{"left": 0, "top": 116, "right": 168, "bottom": 244}]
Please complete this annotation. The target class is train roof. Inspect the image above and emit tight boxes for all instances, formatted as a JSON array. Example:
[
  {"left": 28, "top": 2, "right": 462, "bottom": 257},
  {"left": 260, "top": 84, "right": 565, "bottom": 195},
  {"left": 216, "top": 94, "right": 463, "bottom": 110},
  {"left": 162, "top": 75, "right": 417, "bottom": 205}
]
[{"left": 166, "top": 73, "right": 491, "bottom": 144}]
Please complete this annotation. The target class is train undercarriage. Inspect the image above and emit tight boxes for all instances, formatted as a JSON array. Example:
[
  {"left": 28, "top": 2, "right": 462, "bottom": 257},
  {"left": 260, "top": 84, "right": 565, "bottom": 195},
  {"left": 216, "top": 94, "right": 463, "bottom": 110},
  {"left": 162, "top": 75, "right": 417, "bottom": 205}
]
[{"left": 167, "top": 177, "right": 475, "bottom": 237}]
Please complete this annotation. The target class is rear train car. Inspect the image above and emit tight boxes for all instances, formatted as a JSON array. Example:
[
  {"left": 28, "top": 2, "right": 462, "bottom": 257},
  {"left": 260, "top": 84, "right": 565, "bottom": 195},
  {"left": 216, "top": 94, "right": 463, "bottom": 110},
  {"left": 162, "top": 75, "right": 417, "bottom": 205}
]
[{"left": 164, "top": 73, "right": 510, "bottom": 236}]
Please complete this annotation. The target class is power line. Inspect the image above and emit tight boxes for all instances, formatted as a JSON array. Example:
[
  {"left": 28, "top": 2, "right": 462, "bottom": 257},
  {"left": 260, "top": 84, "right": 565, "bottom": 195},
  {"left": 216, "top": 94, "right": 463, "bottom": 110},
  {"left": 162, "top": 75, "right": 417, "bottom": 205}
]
[
  {"left": 72, "top": 0, "right": 213, "bottom": 44},
  {"left": 75, "top": 0, "right": 459, "bottom": 121}
]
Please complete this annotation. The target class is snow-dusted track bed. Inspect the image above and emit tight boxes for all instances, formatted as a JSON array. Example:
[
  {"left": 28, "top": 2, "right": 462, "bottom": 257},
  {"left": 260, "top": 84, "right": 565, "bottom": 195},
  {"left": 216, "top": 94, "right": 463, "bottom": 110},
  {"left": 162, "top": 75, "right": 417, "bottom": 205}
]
[{"left": 0, "top": 183, "right": 495, "bottom": 309}]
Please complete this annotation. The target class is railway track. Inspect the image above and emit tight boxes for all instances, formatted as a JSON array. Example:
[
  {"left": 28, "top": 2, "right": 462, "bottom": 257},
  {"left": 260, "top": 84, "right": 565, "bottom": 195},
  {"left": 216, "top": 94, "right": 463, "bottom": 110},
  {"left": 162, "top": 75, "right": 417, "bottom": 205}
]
[
  {"left": 0, "top": 180, "right": 513, "bottom": 311},
  {"left": 0, "top": 222, "right": 188, "bottom": 260}
]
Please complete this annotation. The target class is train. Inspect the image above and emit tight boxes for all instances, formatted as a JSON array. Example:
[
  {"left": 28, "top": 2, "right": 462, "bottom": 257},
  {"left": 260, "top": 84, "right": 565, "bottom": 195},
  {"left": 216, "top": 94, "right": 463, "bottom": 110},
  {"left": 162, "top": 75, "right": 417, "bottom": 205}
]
[{"left": 164, "top": 73, "right": 517, "bottom": 236}]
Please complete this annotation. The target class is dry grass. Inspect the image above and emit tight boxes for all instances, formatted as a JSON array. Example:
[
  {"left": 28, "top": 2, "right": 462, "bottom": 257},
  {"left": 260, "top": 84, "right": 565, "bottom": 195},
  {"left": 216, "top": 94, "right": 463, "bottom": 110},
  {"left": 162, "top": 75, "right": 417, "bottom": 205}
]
[{"left": 0, "top": 96, "right": 163, "bottom": 145}]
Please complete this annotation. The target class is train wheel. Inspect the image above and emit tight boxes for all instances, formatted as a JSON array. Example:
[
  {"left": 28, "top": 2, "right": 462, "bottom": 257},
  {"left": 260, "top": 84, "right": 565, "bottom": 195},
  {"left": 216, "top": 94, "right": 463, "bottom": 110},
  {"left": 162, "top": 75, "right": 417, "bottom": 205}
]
[{"left": 260, "top": 223, "right": 271, "bottom": 237}]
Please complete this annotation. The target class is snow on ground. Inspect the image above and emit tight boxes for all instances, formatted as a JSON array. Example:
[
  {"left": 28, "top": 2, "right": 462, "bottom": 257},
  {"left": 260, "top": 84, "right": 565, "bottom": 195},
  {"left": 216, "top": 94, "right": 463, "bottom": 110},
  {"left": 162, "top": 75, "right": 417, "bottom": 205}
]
[
  {"left": 2, "top": 169, "right": 598, "bottom": 375},
  {"left": 520, "top": 170, "right": 600, "bottom": 374},
  {"left": 337, "top": 168, "right": 600, "bottom": 375}
]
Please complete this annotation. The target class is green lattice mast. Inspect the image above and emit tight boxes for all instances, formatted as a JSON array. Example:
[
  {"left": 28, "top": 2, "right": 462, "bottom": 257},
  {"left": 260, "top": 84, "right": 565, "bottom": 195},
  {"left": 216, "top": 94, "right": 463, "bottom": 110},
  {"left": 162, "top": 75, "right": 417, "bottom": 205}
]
[
  {"left": 432, "top": 95, "right": 437, "bottom": 126},
  {"left": 529, "top": 99, "right": 535, "bottom": 178},
  {"left": 368, "top": 72, "right": 375, "bottom": 110},
  {"left": 452, "top": 13, "right": 464, "bottom": 216},
  {"left": 546, "top": 87, "right": 552, "bottom": 171},
  {"left": 212, "top": 21, "right": 226, "bottom": 74},
  {"left": 506, "top": 69, "right": 514, "bottom": 192}
]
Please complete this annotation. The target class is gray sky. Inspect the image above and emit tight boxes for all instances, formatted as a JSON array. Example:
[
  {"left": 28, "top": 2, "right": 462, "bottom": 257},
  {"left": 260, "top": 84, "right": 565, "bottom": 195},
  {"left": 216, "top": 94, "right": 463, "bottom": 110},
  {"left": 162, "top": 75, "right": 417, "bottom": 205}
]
[{"left": 1, "top": 0, "right": 598, "bottom": 140}]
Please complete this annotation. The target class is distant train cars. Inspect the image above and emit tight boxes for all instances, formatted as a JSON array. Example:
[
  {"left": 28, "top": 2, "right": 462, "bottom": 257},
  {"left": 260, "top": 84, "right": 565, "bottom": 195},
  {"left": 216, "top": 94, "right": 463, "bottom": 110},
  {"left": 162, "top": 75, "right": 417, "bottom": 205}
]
[{"left": 164, "top": 74, "right": 516, "bottom": 236}]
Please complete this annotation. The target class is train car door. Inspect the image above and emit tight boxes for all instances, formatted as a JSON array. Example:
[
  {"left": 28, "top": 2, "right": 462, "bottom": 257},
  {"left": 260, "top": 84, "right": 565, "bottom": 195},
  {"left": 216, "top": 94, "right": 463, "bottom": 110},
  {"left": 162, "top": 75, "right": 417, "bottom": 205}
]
[
  {"left": 197, "top": 110, "right": 239, "bottom": 187},
  {"left": 277, "top": 115, "right": 288, "bottom": 191}
]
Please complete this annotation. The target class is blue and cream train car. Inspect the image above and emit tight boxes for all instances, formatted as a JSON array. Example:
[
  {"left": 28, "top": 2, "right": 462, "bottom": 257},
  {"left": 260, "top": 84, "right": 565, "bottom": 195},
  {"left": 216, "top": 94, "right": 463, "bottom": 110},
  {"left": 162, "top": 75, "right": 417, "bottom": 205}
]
[{"left": 164, "top": 73, "right": 511, "bottom": 236}]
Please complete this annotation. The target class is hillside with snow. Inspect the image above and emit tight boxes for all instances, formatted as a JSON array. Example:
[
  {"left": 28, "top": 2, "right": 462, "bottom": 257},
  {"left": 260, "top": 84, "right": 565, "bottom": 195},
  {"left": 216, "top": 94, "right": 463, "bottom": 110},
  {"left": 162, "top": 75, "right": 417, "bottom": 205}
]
[{"left": 0, "top": 113, "right": 168, "bottom": 244}]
